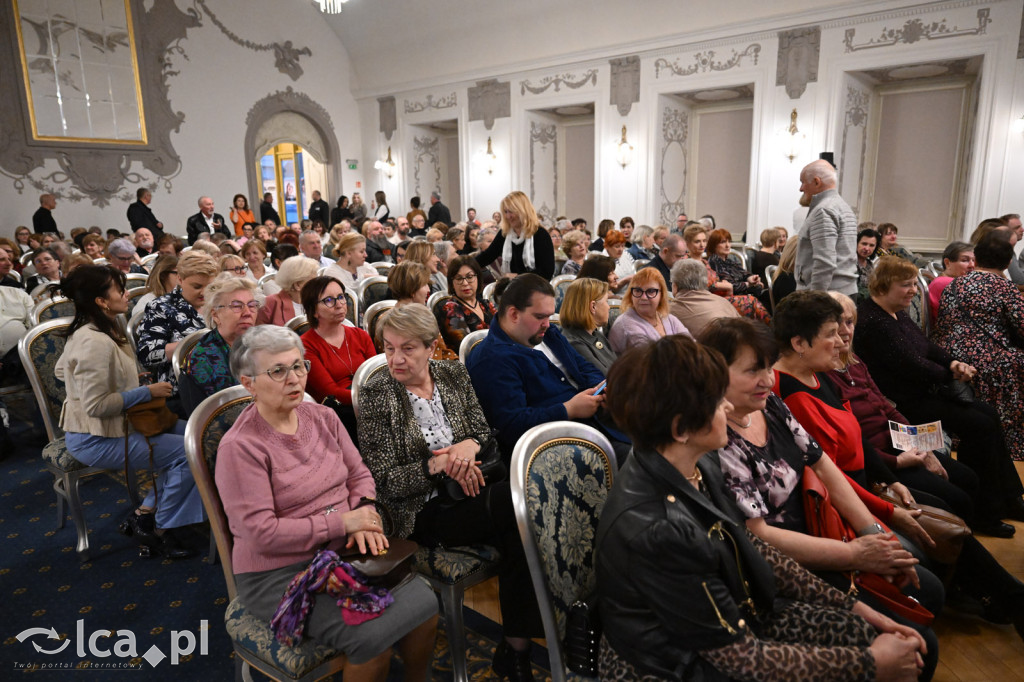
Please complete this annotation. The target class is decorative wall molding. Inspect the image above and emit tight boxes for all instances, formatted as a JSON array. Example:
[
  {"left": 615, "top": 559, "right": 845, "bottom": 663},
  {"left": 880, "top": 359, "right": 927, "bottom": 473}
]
[
  {"left": 777, "top": 27, "right": 820, "bottom": 100},
  {"left": 378, "top": 96, "right": 397, "bottom": 140},
  {"left": 839, "top": 84, "right": 871, "bottom": 215},
  {"left": 654, "top": 44, "right": 761, "bottom": 78},
  {"left": 412, "top": 136, "right": 441, "bottom": 196},
  {"left": 821, "top": 0, "right": 990, "bottom": 31},
  {"left": 843, "top": 7, "right": 991, "bottom": 52},
  {"left": 659, "top": 106, "right": 688, "bottom": 225},
  {"left": 468, "top": 79, "right": 511, "bottom": 130},
  {"left": 0, "top": 0, "right": 197, "bottom": 205},
  {"left": 192, "top": 0, "right": 311, "bottom": 80},
  {"left": 529, "top": 122, "right": 557, "bottom": 216},
  {"left": 610, "top": 56, "right": 641, "bottom": 116},
  {"left": 403, "top": 93, "right": 458, "bottom": 114},
  {"left": 519, "top": 69, "right": 597, "bottom": 96}
]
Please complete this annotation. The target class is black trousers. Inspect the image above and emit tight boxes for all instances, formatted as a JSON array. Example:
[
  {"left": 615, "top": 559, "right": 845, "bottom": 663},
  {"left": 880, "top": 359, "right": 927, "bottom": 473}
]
[
  {"left": 411, "top": 482, "right": 543, "bottom": 639},
  {"left": 897, "top": 452, "right": 978, "bottom": 525},
  {"left": 897, "top": 395, "right": 1023, "bottom": 523}
]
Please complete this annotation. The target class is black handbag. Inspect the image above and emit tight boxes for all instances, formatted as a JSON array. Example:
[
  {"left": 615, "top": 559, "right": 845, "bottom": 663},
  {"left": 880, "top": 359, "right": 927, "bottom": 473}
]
[
  {"left": 937, "top": 379, "right": 974, "bottom": 405},
  {"left": 565, "top": 596, "right": 601, "bottom": 676},
  {"left": 440, "top": 436, "right": 506, "bottom": 502}
]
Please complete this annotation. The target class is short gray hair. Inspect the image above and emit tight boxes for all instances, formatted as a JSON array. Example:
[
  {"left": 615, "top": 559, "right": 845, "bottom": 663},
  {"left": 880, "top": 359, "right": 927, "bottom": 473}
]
[
  {"left": 230, "top": 325, "right": 304, "bottom": 380},
  {"left": 299, "top": 230, "right": 319, "bottom": 245},
  {"left": 671, "top": 258, "right": 708, "bottom": 291},
  {"left": 631, "top": 224, "right": 654, "bottom": 243},
  {"left": 108, "top": 238, "right": 136, "bottom": 258},
  {"left": 201, "top": 273, "right": 260, "bottom": 328},
  {"left": 431, "top": 191, "right": 441, "bottom": 200},
  {"left": 276, "top": 255, "right": 320, "bottom": 291},
  {"left": 378, "top": 303, "right": 438, "bottom": 348}
]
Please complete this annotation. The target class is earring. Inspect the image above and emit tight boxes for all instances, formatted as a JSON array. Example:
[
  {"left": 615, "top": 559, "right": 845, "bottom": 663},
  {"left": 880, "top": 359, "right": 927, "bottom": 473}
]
[{"left": 798, "top": 352, "right": 804, "bottom": 359}]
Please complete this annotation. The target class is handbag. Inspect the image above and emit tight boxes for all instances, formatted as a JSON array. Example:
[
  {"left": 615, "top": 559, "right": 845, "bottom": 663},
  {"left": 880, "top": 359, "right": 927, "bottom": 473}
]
[
  {"left": 936, "top": 379, "right": 974, "bottom": 405},
  {"left": 872, "top": 484, "right": 970, "bottom": 566},
  {"left": 565, "top": 596, "right": 601, "bottom": 676},
  {"left": 126, "top": 398, "right": 179, "bottom": 437},
  {"left": 440, "top": 436, "right": 507, "bottom": 502},
  {"left": 342, "top": 536, "right": 418, "bottom": 590},
  {"left": 801, "top": 466, "right": 934, "bottom": 626}
]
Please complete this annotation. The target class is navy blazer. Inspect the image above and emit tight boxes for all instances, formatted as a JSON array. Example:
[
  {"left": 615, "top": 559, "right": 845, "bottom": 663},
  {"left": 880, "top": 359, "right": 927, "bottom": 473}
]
[{"left": 467, "top": 316, "right": 604, "bottom": 455}]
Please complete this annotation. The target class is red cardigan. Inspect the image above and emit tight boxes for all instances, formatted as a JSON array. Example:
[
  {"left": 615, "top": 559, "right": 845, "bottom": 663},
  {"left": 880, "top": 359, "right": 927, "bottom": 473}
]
[
  {"left": 301, "top": 326, "right": 376, "bottom": 404},
  {"left": 257, "top": 291, "right": 300, "bottom": 327}
]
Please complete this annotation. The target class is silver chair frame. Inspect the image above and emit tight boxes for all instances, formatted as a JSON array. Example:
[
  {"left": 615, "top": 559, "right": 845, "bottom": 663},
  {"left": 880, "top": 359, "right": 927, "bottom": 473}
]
[
  {"left": 458, "top": 329, "right": 488, "bottom": 365},
  {"left": 171, "top": 328, "right": 211, "bottom": 380},
  {"left": 31, "top": 295, "right": 74, "bottom": 325}
]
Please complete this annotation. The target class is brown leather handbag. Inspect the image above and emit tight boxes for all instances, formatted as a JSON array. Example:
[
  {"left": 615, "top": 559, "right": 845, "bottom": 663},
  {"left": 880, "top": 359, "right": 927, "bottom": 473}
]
[
  {"left": 126, "top": 398, "right": 179, "bottom": 437},
  {"left": 872, "top": 483, "right": 971, "bottom": 566}
]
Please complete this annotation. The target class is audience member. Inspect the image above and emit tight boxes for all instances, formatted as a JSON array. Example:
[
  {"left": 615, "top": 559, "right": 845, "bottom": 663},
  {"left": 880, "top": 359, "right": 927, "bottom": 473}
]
[
  {"left": 81, "top": 234, "right": 106, "bottom": 259},
  {"left": 578, "top": 254, "right": 622, "bottom": 294},
  {"left": 876, "top": 223, "right": 929, "bottom": 267},
  {"left": 750, "top": 227, "right": 782, "bottom": 282},
  {"left": 927, "top": 241, "right": 973, "bottom": 325},
  {"left": 218, "top": 254, "right": 247, "bottom": 277},
  {"left": 186, "top": 196, "right": 230, "bottom": 244},
  {"left": 626, "top": 224, "right": 657, "bottom": 261},
  {"left": 299, "top": 229, "right": 333, "bottom": 268},
  {"left": 609, "top": 267, "right": 689, "bottom": 353},
  {"left": 258, "top": 192, "right": 280, "bottom": 226},
  {"left": 558, "top": 277, "right": 617, "bottom": 375},
  {"left": 0, "top": 249, "right": 32, "bottom": 384},
  {"left": 685, "top": 223, "right": 771, "bottom": 323},
  {"left": 427, "top": 191, "right": 452, "bottom": 228},
  {"left": 241, "top": 239, "right": 272, "bottom": 284},
  {"left": 706, "top": 228, "right": 770, "bottom": 309},
  {"left": 134, "top": 255, "right": 178, "bottom": 314},
  {"left": 24, "top": 247, "right": 61, "bottom": 296},
  {"left": 794, "top": 159, "right": 857, "bottom": 294},
  {"left": 127, "top": 188, "right": 164, "bottom": 240},
  {"left": 558, "top": 229, "right": 589, "bottom": 276},
  {"left": 106, "top": 238, "right": 145, "bottom": 274},
  {"left": 404, "top": 240, "right": 445, "bottom": 294},
  {"left": 668, "top": 258, "right": 739, "bottom": 338},
  {"left": 32, "top": 193, "right": 58, "bottom": 234},
  {"left": 324, "top": 233, "right": 377, "bottom": 289},
  {"left": 438, "top": 256, "right": 495, "bottom": 351},
  {"left": 257, "top": 255, "right": 319, "bottom": 326},
  {"left": 602, "top": 229, "right": 635, "bottom": 286},
  {"left": 228, "top": 194, "right": 254, "bottom": 237},
  {"left": 361, "top": 220, "right": 391, "bottom": 263},
  {"left": 640, "top": 232, "right": 686, "bottom": 285},
  {"left": 134, "top": 227, "right": 156, "bottom": 259},
  {"left": 475, "top": 191, "right": 555, "bottom": 280}
]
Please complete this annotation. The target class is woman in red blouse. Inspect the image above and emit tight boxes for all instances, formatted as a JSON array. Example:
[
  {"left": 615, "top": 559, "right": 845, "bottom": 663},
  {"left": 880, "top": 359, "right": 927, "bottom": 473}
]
[{"left": 299, "top": 276, "right": 376, "bottom": 443}]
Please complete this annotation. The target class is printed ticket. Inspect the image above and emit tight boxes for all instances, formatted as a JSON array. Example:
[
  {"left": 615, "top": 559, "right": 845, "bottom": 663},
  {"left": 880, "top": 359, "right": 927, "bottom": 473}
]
[{"left": 888, "top": 420, "right": 944, "bottom": 452}]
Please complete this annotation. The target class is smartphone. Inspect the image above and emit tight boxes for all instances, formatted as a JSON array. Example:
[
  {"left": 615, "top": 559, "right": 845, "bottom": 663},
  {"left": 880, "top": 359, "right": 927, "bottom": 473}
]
[{"left": 593, "top": 380, "right": 607, "bottom": 396}]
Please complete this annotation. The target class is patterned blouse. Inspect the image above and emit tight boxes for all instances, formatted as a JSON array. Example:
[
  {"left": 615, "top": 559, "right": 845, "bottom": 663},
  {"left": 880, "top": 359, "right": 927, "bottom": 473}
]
[
  {"left": 438, "top": 296, "right": 495, "bottom": 350},
  {"left": 136, "top": 288, "right": 206, "bottom": 390},
  {"left": 560, "top": 259, "right": 582, "bottom": 276},
  {"left": 407, "top": 385, "right": 455, "bottom": 450},
  {"left": 718, "top": 393, "right": 823, "bottom": 533},
  {"left": 185, "top": 329, "right": 236, "bottom": 398},
  {"left": 708, "top": 255, "right": 759, "bottom": 295}
]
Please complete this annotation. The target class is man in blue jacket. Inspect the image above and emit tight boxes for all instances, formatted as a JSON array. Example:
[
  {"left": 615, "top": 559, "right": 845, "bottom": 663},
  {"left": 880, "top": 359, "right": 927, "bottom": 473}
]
[{"left": 468, "top": 274, "right": 626, "bottom": 459}]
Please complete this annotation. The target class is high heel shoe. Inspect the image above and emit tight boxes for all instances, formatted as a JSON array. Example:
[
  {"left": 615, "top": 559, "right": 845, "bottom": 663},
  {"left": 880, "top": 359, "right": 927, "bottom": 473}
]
[
  {"left": 118, "top": 510, "right": 156, "bottom": 541},
  {"left": 492, "top": 640, "right": 535, "bottom": 682}
]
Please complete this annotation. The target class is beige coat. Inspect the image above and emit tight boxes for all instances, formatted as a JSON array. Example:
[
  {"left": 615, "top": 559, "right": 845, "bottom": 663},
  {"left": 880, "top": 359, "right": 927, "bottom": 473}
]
[{"left": 56, "top": 324, "right": 141, "bottom": 438}]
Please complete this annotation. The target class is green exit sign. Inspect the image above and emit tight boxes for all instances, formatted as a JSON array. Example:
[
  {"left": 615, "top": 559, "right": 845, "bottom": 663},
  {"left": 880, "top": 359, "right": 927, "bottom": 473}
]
[{"left": 346, "top": 159, "right": 358, "bottom": 170}]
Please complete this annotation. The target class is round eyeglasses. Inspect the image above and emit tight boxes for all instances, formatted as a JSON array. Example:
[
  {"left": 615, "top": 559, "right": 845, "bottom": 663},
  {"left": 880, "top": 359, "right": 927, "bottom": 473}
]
[
  {"left": 453, "top": 273, "right": 477, "bottom": 284},
  {"left": 216, "top": 301, "right": 261, "bottom": 314},
  {"left": 257, "top": 359, "right": 311, "bottom": 382},
  {"left": 318, "top": 295, "right": 347, "bottom": 308},
  {"left": 228, "top": 266, "right": 247, "bottom": 274},
  {"left": 630, "top": 287, "right": 661, "bottom": 299}
]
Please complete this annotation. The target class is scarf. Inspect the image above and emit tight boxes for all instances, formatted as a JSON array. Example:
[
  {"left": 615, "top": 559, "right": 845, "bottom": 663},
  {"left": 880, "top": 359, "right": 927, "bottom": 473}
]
[
  {"left": 500, "top": 228, "right": 535, "bottom": 275},
  {"left": 269, "top": 549, "right": 394, "bottom": 646}
]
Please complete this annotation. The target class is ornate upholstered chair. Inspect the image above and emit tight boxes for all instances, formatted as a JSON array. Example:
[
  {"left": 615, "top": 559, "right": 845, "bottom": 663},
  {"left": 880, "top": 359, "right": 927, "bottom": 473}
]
[
  {"left": 458, "top": 329, "right": 488, "bottom": 365},
  {"left": 358, "top": 275, "right": 390, "bottom": 315},
  {"left": 343, "top": 289, "right": 359, "bottom": 326},
  {"left": 361, "top": 299, "right": 397, "bottom": 352},
  {"left": 916, "top": 269, "right": 933, "bottom": 336},
  {"left": 170, "top": 328, "right": 211, "bottom": 380},
  {"left": 429, "top": 294, "right": 452, "bottom": 324},
  {"left": 605, "top": 298, "right": 622, "bottom": 335},
  {"left": 18, "top": 317, "right": 141, "bottom": 562},
  {"left": 511, "top": 421, "right": 617, "bottom": 682},
  {"left": 31, "top": 295, "right": 75, "bottom": 325},
  {"left": 285, "top": 315, "right": 312, "bottom": 336},
  {"left": 351, "top": 356, "right": 502, "bottom": 682},
  {"left": 126, "top": 309, "right": 146, "bottom": 351},
  {"left": 764, "top": 265, "right": 779, "bottom": 311},
  {"left": 126, "top": 287, "right": 149, "bottom": 317},
  {"left": 371, "top": 261, "right": 394, "bottom": 277},
  {"left": 184, "top": 385, "right": 347, "bottom": 681},
  {"left": 125, "top": 273, "right": 149, "bottom": 290},
  {"left": 551, "top": 274, "right": 575, "bottom": 313},
  {"left": 482, "top": 282, "right": 496, "bottom": 303}
]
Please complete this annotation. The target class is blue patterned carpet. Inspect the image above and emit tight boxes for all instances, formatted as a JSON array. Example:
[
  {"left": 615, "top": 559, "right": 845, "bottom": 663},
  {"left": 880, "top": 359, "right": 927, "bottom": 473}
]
[{"left": 0, "top": 421, "right": 551, "bottom": 680}]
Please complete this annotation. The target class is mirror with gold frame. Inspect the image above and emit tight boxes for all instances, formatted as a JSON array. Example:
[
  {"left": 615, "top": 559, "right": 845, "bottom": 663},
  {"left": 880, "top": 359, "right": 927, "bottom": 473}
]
[{"left": 13, "top": 0, "right": 147, "bottom": 144}]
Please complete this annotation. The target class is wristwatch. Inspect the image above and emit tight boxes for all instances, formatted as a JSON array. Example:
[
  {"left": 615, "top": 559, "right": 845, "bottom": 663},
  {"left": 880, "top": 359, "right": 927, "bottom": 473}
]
[{"left": 858, "top": 522, "right": 885, "bottom": 536}]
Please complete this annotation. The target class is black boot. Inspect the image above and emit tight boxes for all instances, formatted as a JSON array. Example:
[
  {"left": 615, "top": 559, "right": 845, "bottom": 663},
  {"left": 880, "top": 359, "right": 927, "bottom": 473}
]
[
  {"left": 118, "top": 510, "right": 156, "bottom": 541},
  {"left": 492, "top": 640, "right": 534, "bottom": 682},
  {"left": 150, "top": 530, "right": 195, "bottom": 560}
]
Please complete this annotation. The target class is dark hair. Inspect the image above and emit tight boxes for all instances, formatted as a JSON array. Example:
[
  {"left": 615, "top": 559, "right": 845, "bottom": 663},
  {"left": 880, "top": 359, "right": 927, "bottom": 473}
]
[
  {"left": 876, "top": 222, "right": 898, "bottom": 237},
  {"left": 606, "top": 335, "right": 728, "bottom": 451},
  {"left": 699, "top": 317, "right": 779, "bottom": 368},
  {"left": 31, "top": 246, "right": 60, "bottom": 265},
  {"left": 447, "top": 255, "right": 483, "bottom": 299},
  {"left": 387, "top": 261, "right": 430, "bottom": 299},
  {"left": 410, "top": 196, "right": 421, "bottom": 209},
  {"left": 597, "top": 219, "right": 615, "bottom": 238},
  {"left": 578, "top": 255, "right": 616, "bottom": 283},
  {"left": 156, "top": 234, "right": 183, "bottom": 254},
  {"left": 396, "top": 239, "right": 412, "bottom": 254},
  {"left": 232, "top": 194, "right": 250, "bottom": 211},
  {"left": 270, "top": 243, "right": 299, "bottom": 268},
  {"left": 58, "top": 265, "right": 128, "bottom": 344},
  {"left": 941, "top": 241, "right": 973, "bottom": 270},
  {"left": 497, "top": 273, "right": 555, "bottom": 318},
  {"left": 969, "top": 217, "right": 1008, "bottom": 245},
  {"left": 857, "top": 228, "right": 879, "bottom": 258},
  {"left": 136, "top": 187, "right": 149, "bottom": 200},
  {"left": 300, "top": 276, "right": 345, "bottom": 328},
  {"left": 974, "top": 229, "right": 1015, "bottom": 270},
  {"left": 492, "top": 276, "right": 513, "bottom": 305},
  {"left": 772, "top": 290, "right": 843, "bottom": 354},
  {"left": 337, "top": 195, "right": 348, "bottom": 209},
  {"left": 619, "top": 216, "right": 634, "bottom": 230}
]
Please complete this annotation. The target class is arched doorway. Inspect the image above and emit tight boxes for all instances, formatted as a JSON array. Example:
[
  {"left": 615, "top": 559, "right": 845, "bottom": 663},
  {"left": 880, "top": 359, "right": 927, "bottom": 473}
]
[{"left": 258, "top": 143, "right": 328, "bottom": 224}]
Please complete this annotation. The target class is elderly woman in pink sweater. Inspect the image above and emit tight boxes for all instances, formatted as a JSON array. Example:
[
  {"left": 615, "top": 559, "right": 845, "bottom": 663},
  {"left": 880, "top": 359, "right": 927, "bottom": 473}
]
[{"left": 216, "top": 325, "right": 437, "bottom": 680}]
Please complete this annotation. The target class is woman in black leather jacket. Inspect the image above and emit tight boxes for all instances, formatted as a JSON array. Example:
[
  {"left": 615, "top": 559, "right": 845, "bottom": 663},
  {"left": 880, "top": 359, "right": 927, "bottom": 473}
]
[{"left": 596, "top": 335, "right": 926, "bottom": 682}]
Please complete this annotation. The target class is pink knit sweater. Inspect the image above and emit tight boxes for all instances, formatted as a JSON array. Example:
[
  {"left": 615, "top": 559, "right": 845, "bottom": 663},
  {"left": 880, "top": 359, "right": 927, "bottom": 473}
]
[{"left": 216, "top": 402, "right": 376, "bottom": 574}]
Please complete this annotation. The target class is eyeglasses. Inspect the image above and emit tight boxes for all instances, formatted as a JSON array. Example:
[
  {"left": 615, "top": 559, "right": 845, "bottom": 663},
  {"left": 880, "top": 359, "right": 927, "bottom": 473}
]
[
  {"left": 257, "top": 359, "right": 311, "bottom": 382},
  {"left": 216, "top": 301, "right": 261, "bottom": 314},
  {"left": 228, "top": 266, "right": 247, "bottom": 274},
  {"left": 630, "top": 287, "right": 661, "bottom": 299},
  {"left": 453, "top": 274, "right": 477, "bottom": 284},
  {"left": 318, "top": 295, "right": 347, "bottom": 308}
]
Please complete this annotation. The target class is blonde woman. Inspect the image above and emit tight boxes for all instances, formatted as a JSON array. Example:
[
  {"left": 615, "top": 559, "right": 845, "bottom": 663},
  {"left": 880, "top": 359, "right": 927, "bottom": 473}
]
[
  {"left": 241, "top": 239, "right": 272, "bottom": 283},
  {"left": 323, "top": 221, "right": 351, "bottom": 259},
  {"left": 256, "top": 255, "right": 319, "bottom": 326},
  {"left": 404, "top": 240, "right": 445, "bottom": 294},
  {"left": 324, "top": 232, "right": 377, "bottom": 289},
  {"left": 134, "top": 255, "right": 179, "bottom": 313},
  {"left": 218, "top": 253, "right": 247, "bottom": 277},
  {"left": 559, "top": 277, "right": 617, "bottom": 375},
  {"left": 559, "top": 229, "right": 589, "bottom": 276},
  {"left": 474, "top": 190, "right": 555, "bottom": 279}
]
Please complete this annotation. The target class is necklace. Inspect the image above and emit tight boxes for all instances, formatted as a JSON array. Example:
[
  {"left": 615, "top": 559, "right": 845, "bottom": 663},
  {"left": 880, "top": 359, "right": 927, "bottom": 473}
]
[
  {"left": 685, "top": 468, "right": 703, "bottom": 483},
  {"left": 728, "top": 414, "right": 752, "bottom": 428}
]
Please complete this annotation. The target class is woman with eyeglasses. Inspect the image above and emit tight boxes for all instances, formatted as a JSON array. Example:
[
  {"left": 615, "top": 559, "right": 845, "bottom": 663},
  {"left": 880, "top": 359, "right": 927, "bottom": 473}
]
[
  {"left": 179, "top": 275, "right": 261, "bottom": 415},
  {"left": 217, "top": 325, "right": 438, "bottom": 679},
  {"left": 218, "top": 253, "right": 247, "bottom": 277},
  {"left": 438, "top": 255, "right": 495, "bottom": 350},
  {"left": 608, "top": 267, "right": 690, "bottom": 353},
  {"left": 300, "top": 276, "right": 376, "bottom": 442}
]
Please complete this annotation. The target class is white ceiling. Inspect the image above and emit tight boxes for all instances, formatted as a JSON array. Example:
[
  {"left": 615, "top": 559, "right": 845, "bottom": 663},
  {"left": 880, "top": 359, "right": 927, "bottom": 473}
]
[{"left": 322, "top": 0, "right": 908, "bottom": 96}]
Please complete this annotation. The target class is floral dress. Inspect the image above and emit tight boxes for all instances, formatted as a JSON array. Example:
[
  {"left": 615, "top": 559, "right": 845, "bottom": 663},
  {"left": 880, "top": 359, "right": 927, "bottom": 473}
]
[
  {"left": 933, "top": 270, "right": 1024, "bottom": 460},
  {"left": 702, "top": 259, "right": 771, "bottom": 324},
  {"left": 136, "top": 288, "right": 205, "bottom": 391},
  {"left": 438, "top": 296, "right": 495, "bottom": 350}
]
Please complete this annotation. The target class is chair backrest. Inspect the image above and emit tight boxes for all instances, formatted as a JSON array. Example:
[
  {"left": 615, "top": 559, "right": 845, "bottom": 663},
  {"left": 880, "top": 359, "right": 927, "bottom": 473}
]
[
  {"left": 126, "top": 287, "right": 148, "bottom": 317},
  {"left": 429, "top": 293, "right": 452, "bottom": 322},
  {"left": 633, "top": 258, "right": 650, "bottom": 270},
  {"left": 358, "top": 276, "right": 391, "bottom": 312},
  {"left": 344, "top": 289, "right": 359, "bottom": 326},
  {"left": 548, "top": 313, "right": 561, "bottom": 328},
  {"left": 511, "top": 421, "right": 616, "bottom": 678},
  {"left": 916, "top": 270, "right": 932, "bottom": 336},
  {"left": 183, "top": 385, "right": 255, "bottom": 599},
  {"left": 318, "top": 266, "right": 330, "bottom": 276},
  {"left": 371, "top": 261, "right": 394, "bottom": 276},
  {"left": 727, "top": 247, "right": 747, "bottom": 270},
  {"left": 927, "top": 260, "right": 942, "bottom": 278},
  {"left": 350, "top": 354, "right": 388, "bottom": 417},
  {"left": 8, "top": 269, "right": 21, "bottom": 282},
  {"left": 362, "top": 299, "right": 397, "bottom": 349},
  {"left": 171, "top": 328, "right": 211, "bottom": 380},
  {"left": 550, "top": 274, "right": 575, "bottom": 313},
  {"left": 18, "top": 317, "right": 73, "bottom": 441},
  {"left": 426, "top": 290, "right": 449, "bottom": 311},
  {"left": 905, "top": 272, "right": 927, "bottom": 333},
  {"left": 458, "top": 329, "right": 488, "bottom": 364},
  {"left": 140, "top": 252, "right": 160, "bottom": 269},
  {"left": 286, "top": 314, "right": 312, "bottom": 336},
  {"left": 126, "top": 309, "right": 146, "bottom": 351},
  {"left": 606, "top": 298, "right": 623, "bottom": 334},
  {"left": 125, "top": 273, "right": 149, "bottom": 290},
  {"left": 92, "top": 258, "right": 109, "bottom": 266},
  {"left": 32, "top": 295, "right": 75, "bottom": 325},
  {"left": 258, "top": 272, "right": 276, "bottom": 286},
  {"left": 482, "top": 282, "right": 497, "bottom": 303},
  {"left": 20, "top": 250, "right": 34, "bottom": 265},
  {"left": 764, "top": 264, "right": 778, "bottom": 310}
]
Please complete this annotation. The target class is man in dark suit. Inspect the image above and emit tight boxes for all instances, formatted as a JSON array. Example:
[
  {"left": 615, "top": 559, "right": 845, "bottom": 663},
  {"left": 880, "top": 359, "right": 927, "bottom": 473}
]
[
  {"left": 308, "top": 190, "right": 330, "bottom": 230},
  {"left": 185, "top": 196, "right": 230, "bottom": 244},
  {"left": 32, "top": 193, "right": 57, "bottom": 234},
  {"left": 427, "top": 191, "right": 453, "bottom": 228},
  {"left": 126, "top": 188, "right": 165, "bottom": 241},
  {"left": 640, "top": 234, "right": 687, "bottom": 286},
  {"left": 259, "top": 192, "right": 281, "bottom": 226}
]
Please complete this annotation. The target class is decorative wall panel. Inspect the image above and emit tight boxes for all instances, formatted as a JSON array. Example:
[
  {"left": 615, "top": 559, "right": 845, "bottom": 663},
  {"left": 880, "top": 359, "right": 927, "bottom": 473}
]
[
  {"left": 838, "top": 79, "right": 872, "bottom": 215},
  {"left": 413, "top": 135, "right": 441, "bottom": 197},
  {"left": 529, "top": 121, "right": 557, "bottom": 220},
  {"left": 658, "top": 105, "right": 689, "bottom": 224},
  {"left": 654, "top": 44, "right": 761, "bottom": 78},
  {"left": 776, "top": 27, "right": 820, "bottom": 99}
]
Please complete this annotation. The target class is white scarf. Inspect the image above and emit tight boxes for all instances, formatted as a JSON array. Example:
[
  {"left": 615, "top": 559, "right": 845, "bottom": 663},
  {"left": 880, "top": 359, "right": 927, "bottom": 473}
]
[{"left": 501, "top": 228, "right": 535, "bottom": 275}]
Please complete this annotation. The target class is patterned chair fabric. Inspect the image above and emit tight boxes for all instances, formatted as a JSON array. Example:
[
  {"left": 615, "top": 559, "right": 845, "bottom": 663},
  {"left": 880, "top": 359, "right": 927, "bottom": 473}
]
[
  {"left": 33, "top": 297, "right": 75, "bottom": 325},
  {"left": 552, "top": 275, "right": 575, "bottom": 314},
  {"left": 605, "top": 300, "right": 622, "bottom": 336},
  {"left": 411, "top": 544, "right": 502, "bottom": 585},
  {"left": 512, "top": 423, "right": 615, "bottom": 681},
  {"left": 344, "top": 290, "right": 358, "bottom": 326},
  {"left": 41, "top": 436, "right": 83, "bottom": 472},
  {"left": 362, "top": 300, "right": 397, "bottom": 349},
  {"left": 361, "top": 278, "right": 391, "bottom": 311}
]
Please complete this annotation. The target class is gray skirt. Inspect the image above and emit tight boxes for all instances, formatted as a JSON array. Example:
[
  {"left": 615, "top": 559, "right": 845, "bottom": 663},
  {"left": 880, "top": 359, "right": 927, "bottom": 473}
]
[{"left": 236, "top": 562, "right": 437, "bottom": 664}]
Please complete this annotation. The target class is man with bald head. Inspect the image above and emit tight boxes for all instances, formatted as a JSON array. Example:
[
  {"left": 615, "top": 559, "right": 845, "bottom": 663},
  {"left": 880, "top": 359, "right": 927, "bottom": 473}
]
[
  {"left": 794, "top": 159, "right": 857, "bottom": 295},
  {"left": 186, "top": 195, "right": 230, "bottom": 244},
  {"left": 32, "top": 193, "right": 57, "bottom": 234}
]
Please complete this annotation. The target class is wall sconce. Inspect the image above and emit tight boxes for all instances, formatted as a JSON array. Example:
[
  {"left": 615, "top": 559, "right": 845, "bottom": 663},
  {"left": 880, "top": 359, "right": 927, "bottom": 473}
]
[
  {"left": 615, "top": 125, "right": 633, "bottom": 168},
  {"left": 484, "top": 137, "right": 497, "bottom": 175},
  {"left": 374, "top": 146, "right": 395, "bottom": 178},
  {"left": 317, "top": 0, "right": 350, "bottom": 15},
  {"left": 782, "top": 108, "right": 806, "bottom": 163},
  {"left": 1013, "top": 114, "right": 1024, "bottom": 134}
]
